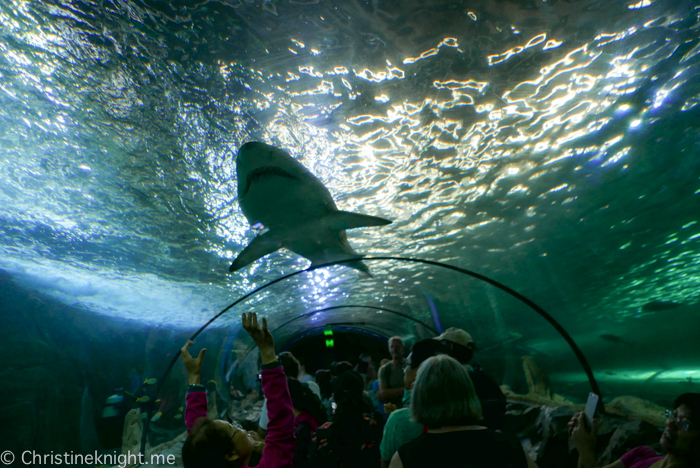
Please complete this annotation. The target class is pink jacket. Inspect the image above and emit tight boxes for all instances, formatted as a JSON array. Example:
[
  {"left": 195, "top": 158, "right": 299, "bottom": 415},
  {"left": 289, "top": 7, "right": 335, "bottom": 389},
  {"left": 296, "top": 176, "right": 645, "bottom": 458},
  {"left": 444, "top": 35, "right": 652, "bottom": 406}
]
[
  {"left": 185, "top": 365, "right": 295, "bottom": 468},
  {"left": 620, "top": 447, "right": 664, "bottom": 468}
]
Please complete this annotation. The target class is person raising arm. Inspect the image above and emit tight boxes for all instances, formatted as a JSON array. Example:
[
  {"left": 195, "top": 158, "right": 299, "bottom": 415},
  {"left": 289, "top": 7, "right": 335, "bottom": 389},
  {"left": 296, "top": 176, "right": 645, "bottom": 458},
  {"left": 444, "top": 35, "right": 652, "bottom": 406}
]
[{"left": 181, "top": 312, "right": 296, "bottom": 468}]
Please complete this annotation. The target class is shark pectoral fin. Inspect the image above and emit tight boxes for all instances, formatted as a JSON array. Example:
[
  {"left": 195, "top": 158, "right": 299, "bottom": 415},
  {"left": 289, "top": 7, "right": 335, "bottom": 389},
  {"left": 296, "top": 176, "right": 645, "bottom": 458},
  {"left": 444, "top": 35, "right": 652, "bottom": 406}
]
[
  {"left": 229, "top": 232, "right": 283, "bottom": 272},
  {"left": 310, "top": 258, "right": 373, "bottom": 277},
  {"left": 323, "top": 210, "right": 392, "bottom": 230}
]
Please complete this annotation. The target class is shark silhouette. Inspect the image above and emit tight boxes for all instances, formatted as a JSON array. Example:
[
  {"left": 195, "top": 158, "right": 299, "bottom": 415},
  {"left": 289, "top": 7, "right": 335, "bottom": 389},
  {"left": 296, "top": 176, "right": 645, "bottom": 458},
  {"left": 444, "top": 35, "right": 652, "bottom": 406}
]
[{"left": 229, "top": 142, "right": 391, "bottom": 274}]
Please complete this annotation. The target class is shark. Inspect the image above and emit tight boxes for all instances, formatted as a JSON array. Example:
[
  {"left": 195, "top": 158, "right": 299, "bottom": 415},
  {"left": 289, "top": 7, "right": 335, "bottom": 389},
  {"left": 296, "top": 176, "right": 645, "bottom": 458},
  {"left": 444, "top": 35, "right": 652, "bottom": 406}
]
[{"left": 229, "top": 142, "right": 392, "bottom": 275}]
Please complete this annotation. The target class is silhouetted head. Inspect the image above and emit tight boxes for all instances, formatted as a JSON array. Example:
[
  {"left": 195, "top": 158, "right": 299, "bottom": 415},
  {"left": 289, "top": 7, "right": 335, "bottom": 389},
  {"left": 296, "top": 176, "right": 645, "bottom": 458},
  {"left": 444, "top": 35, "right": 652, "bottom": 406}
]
[
  {"left": 336, "top": 361, "right": 354, "bottom": 376},
  {"left": 435, "top": 327, "right": 476, "bottom": 364},
  {"left": 404, "top": 339, "right": 449, "bottom": 390},
  {"left": 287, "top": 377, "right": 327, "bottom": 424},
  {"left": 278, "top": 351, "right": 300, "bottom": 379},
  {"left": 332, "top": 370, "right": 364, "bottom": 401}
]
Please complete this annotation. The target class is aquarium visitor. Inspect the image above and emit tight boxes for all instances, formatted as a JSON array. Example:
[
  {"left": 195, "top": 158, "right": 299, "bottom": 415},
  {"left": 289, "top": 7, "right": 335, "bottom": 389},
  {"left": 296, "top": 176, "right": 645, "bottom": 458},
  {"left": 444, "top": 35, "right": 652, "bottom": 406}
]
[
  {"left": 257, "top": 351, "right": 322, "bottom": 438},
  {"left": 309, "top": 370, "right": 384, "bottom": 467},
  {"left": 181, "top": 312, "right": 295, "bottom": 468},
  {"left": 376, "top": 337, "right": 406, "bottom": 409},
  {"left": 287, "top": 377, "right": 327, "bottom": 466},
  {"left": 380, "top": 339, "right": 447, "bottom": 468},
  {"left": 569, "top": 392, "right": 700, "bottom": 468},
  {"left": 388, "top": 354, "right": 528, "bottom": 468},
  {"left": 436, "top": 327, "right": 506, "bottom": 430}
]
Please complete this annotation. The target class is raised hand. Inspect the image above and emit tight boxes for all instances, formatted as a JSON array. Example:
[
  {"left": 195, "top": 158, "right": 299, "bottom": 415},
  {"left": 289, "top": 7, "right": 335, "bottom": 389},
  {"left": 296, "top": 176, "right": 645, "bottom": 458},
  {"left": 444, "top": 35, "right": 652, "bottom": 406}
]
[
  {"left": 569, "top": 412, "right": 597, "bottom": 452},
  {"left": 181, "top": 340, "right": 206, "bottom": 385},
  {"left": 242, "top": 312, "right": 276, "bottom": 363},
  {"left": 249, "top": 430, "right": 266, "bottom": 453}
]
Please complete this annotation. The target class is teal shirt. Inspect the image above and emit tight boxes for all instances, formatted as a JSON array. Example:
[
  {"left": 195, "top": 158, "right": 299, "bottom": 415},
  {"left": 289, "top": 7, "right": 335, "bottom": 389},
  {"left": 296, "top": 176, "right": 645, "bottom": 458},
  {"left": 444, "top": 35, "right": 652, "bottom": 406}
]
[
  {"left": 402, "top": 389, "right": 412, "bottom": 407},
  {"left": 379, "top": 406, "right": 423, "bottom": 462}
]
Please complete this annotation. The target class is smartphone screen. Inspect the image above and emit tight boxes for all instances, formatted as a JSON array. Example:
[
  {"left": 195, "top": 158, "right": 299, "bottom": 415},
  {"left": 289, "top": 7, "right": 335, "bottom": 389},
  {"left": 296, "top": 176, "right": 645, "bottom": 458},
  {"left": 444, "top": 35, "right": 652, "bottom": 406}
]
[{"left": 584, "top": 392, "right": 600, "bottom": 428}]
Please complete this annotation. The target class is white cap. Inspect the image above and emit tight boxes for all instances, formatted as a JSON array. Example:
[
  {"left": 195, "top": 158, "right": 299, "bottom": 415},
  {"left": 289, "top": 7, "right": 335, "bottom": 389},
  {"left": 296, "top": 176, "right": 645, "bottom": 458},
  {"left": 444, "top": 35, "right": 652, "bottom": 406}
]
[{"left": 435, "top": 327, "right": 476, "bottom": 349}]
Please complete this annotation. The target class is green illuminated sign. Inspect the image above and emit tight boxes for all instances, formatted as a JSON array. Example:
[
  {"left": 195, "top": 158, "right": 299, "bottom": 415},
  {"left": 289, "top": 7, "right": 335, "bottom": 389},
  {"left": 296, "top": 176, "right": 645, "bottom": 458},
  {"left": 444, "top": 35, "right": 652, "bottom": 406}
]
[{"left": 325, "top": 339, "right": 334, "bottom": 348}]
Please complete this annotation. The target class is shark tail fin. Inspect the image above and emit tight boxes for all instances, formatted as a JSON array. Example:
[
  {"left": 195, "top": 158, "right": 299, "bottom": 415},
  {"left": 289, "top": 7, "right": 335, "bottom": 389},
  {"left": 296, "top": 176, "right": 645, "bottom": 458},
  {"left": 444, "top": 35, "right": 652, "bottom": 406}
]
[
  {"left": 324, "top": 211, "right": 392, "bottom": 230},
  {"left": 229, "top": 231, "right": 283, "bottom": 273}
]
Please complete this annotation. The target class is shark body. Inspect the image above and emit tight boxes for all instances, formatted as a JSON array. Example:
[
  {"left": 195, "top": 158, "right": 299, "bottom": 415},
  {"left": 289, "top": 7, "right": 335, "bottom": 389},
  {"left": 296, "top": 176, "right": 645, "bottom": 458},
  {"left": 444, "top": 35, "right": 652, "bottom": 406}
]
[{"left": 229, "top": 142, "right": 391, "bottom": 274}]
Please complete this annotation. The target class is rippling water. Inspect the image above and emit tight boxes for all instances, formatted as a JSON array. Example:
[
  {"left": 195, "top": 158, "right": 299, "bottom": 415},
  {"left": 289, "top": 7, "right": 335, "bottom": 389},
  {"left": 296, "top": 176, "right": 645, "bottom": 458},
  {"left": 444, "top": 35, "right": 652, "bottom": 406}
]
[{"left": 1, "top": 0, "right": 699, "bottom": 376}]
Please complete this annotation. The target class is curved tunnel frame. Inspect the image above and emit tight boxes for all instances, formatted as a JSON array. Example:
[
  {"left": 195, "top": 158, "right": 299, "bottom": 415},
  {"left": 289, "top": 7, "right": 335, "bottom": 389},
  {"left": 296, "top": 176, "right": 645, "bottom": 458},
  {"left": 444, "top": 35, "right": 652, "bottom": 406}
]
[
  {"left": 280, "top": 323, "right": 392, "bottom": 352},
  {"left": 140, "top": 256, "right": 602, "bottom": 455},
  {"left": 273, "top": 304, "right": 440, "bottom": 336},
  {"left": 230, "top": 304, "right": 440, "bottom": 363}
]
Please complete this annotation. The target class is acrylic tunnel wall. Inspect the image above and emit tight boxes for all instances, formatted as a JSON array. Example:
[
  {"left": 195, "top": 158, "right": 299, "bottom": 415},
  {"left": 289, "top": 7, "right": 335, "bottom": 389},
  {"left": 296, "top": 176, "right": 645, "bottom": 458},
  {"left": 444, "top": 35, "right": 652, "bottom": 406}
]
[{"left": 3, "top": 258, "right": 699, "bottom": 459}]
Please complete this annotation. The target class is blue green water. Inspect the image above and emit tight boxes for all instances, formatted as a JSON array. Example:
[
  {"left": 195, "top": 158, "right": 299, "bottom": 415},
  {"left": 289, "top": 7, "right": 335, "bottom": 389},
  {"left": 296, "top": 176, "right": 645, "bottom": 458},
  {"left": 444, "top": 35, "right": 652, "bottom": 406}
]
[{"left": 1, "top": 0, "right": 700, "bottom": 455}]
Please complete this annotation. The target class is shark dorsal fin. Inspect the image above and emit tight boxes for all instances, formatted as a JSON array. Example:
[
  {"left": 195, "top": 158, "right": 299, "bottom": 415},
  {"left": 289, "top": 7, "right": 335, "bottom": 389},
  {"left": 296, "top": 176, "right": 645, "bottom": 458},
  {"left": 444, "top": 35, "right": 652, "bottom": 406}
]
[{"left": 323, "top": 210, "right": 392, "bottom": 231}]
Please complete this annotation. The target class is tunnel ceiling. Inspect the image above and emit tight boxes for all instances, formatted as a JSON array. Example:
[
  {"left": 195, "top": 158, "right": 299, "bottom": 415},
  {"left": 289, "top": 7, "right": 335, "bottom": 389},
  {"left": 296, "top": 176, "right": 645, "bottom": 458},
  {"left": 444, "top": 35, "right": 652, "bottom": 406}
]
[{"left": 1, "top": 0, "right": 699, "bottom": 358}]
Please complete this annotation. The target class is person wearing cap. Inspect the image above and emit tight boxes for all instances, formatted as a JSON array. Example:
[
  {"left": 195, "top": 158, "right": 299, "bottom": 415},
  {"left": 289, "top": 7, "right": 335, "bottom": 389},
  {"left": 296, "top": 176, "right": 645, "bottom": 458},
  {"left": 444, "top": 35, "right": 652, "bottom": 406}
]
[
  {"left": 377, "top": 336, "right": 406, "bottom": 410},
  {"left": 435, "top": 328, "right": 506, "bottom": 430},
  {"left": 435, "top": 328, "right": 476, "bottom": 362}
]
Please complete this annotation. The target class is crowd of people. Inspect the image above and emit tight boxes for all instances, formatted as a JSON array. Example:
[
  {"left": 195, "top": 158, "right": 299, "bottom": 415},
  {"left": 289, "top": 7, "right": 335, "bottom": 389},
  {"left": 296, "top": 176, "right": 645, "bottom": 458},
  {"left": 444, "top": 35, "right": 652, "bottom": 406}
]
[{"left": 179, "top": 312, "right": 700, "bottom": 468}]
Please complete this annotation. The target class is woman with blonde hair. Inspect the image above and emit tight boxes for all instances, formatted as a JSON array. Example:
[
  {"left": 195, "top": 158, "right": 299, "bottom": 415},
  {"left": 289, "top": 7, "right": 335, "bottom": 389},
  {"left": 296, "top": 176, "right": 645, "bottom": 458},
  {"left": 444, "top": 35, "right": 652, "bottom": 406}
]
[{"left": 388, "top": 354, "right": 527, "bottom": 468}]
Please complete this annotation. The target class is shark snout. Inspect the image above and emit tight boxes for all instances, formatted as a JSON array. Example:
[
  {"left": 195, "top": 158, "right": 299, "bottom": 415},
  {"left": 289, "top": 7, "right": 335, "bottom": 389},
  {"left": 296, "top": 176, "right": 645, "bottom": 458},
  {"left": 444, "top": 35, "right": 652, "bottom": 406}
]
[
  {"left": 237, "top": 142, "right": 270, "bottom": 171},
  {"left": 236, "top": 142, "right": 302, "bottom": 198},
  {"left": 237, "top": 142, "right": 289, "bottom": 173}
]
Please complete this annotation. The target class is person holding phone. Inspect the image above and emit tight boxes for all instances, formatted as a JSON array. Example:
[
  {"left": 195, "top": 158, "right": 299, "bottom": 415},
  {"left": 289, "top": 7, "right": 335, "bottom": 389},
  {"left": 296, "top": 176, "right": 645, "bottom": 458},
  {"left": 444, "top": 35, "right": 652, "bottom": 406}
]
[
  {"left": 181, "top": 312, "right": 295, "bottom": 468},
  {"left": 568, "top": 393, "right": 700, "bottom": 468}
]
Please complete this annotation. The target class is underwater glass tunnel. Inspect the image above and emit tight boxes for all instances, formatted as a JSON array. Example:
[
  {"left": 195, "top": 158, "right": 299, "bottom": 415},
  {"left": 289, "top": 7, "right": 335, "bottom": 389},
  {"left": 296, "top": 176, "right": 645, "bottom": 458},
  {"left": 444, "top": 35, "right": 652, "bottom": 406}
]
[{"left": 1, "top": 0, "right": 700, "bottom": 464}]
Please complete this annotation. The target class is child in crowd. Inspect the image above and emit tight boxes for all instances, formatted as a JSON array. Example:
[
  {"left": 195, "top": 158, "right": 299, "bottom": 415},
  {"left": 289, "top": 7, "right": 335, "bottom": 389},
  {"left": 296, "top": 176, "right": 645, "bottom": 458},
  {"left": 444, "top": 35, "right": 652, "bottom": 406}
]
[
  {"left": 310, "top": 370, "right": 384, "bottom": 467},
  {"left": 181, "top": 312, "right": 295, "bottom": 468}
]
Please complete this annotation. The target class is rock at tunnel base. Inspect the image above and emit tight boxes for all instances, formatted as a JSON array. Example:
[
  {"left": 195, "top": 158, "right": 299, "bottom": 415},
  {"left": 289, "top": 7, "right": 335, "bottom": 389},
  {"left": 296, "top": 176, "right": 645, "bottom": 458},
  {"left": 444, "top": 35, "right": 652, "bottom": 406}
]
[{"left": 502, "top": 356, "right": 666, "bottom": 467}]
